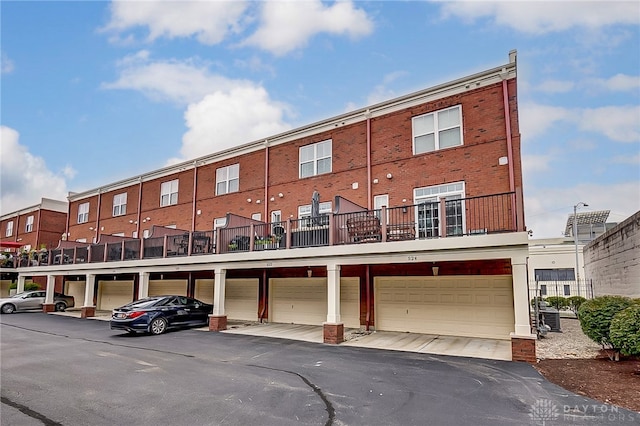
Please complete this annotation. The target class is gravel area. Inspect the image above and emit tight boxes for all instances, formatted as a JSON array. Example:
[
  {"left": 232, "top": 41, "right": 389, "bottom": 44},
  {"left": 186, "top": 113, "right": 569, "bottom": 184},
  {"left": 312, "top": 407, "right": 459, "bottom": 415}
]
[{"left": 536, "top": 317, "right": 601, "bottom": 360}]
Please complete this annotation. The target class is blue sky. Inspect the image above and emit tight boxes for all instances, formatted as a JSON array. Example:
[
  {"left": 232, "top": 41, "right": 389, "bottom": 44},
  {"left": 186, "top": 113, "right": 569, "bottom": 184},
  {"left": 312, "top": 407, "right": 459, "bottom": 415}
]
[{"left": 1, "top": 1, "right": 639, "bottom": 238}]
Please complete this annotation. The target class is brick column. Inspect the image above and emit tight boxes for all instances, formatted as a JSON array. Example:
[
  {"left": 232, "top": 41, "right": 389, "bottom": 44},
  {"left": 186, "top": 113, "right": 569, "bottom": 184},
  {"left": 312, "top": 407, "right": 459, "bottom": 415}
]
[
  {"left": 511, "top": 336, "right": 536, "bottom": 363},
  {"left": 323, "top": 323, "right": 344, "bottom": 344},
  {"left": 209, "top": 315, "right": 228, "bottom": 331}
]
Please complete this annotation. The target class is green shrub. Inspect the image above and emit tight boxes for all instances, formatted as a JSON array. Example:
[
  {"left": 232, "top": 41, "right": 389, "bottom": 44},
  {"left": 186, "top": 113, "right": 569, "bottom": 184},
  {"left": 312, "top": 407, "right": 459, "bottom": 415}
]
[
  {"left": 9, "top": 282, "right": 40, "bottom": 291},
  {"left": 610, "top": 305, "right": 640, "bottom": 356},
  {"left": 579, "top": 295, "right": 634, "bottom": 348},
  {"left": 567, "top": 296, "right": 587, "bottom": 316},
  {"left": 545, "top": 296, "right": 568, "bottom": 311}
]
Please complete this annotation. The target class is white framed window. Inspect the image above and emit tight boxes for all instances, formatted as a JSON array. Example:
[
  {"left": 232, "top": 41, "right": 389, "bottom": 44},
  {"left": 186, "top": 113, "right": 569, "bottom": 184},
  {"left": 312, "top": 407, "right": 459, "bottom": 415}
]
[
  {"left": 214, "top": 217, "right": 227, "bottom": 229},
  {"left": 374, "top": 194, "right": 389, "bottom": 223},
  {"left": 143, "top": 229, "right": 150, "bottom": 238},
  {"left": 216, "top": 164, "right": 239, "bottom": 195},
  {"left": 414, "top": 181, "right": 465, "bottom": 238},
  {"left": 160, "top": 179, "right": 179, "bottom": 207},
  {"left": 113, "top": 193, "right": 127, "bottom": 216},
  {"left": 78, "top": 203, "right": 89, "bottom": 224},
  {"left": 112, "top": 232, "right": 125, "bottom": 237},
  {"left": 25, "top": 216, "right": 34, "bottom": 232},
  {"left": 412, "top": 105, "right": 462, "bottom": 154},
  {"left": 300, "top": 139, "right": 332, "bottom": 178},
  {"left": 298, "top": 202, "right": 332, "bottom": 227},
  {"left": 5, "top": 221, "right": 13, "bottom": 237},
  {"left": 76, "top": 238, "right": 87, "bottom": 243},
  {"left": 251, "top": 213, "right": 262, "bottom": 221}
]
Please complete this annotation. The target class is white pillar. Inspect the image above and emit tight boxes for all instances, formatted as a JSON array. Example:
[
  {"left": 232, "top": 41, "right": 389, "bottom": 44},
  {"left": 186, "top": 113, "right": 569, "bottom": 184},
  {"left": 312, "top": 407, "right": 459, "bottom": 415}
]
[
  {"left": 326, "top": 264, "right": 341, "bottom": 324},
  {"left": 138, "top": 272, "right": 150, "bottom": 300},
  {"left": 17, "top": 275, "right": 26, "bottom": 293},
  {"left": 45, "top": 275, "right": 55, "bottom": 305},
  {"left": 83, "top": 274, "right": 96, "bottom": 307},
  {"left": 511, "top": 256, "right": 535, "bottom": 337},
  {"left": 213, "top": 268, "right": 226, "bottom": 316}
]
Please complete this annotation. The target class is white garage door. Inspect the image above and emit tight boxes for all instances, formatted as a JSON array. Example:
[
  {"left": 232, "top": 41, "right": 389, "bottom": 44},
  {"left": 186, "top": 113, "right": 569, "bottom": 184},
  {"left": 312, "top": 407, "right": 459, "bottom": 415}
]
[
  {"left": 149, "top": 279, "right": 187, "bottom": 297},
  {"left": 375, "top": 276, "right": 514, "bottom": 340},
  {"left": 98, "top": 281, "right": 134, "bottom": 311},
  {"left": 226, "top": 279, "right": 259, "bottom": 321},
  {"left": 66, "top": 281, "right": 86, "bottom": 308},
  {"left": 269, "top": 278, "right": 360, "bottom": 328},
  {"left": 195, "top": 279, "right": 213, "bottom": 304}
]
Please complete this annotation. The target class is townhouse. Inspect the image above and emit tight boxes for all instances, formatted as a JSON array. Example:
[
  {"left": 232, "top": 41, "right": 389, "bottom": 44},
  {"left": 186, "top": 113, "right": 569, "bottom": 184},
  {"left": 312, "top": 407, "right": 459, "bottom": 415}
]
[{"left": 6, "top": 51, "right": 536, "bottom": 362}]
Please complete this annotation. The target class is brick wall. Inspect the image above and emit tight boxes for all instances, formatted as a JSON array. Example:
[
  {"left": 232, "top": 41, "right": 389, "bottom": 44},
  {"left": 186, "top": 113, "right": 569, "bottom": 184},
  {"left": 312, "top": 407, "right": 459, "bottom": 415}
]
[
  {"left": 584, "top": 211, "right": 640, "bottom": 297},
  {"left": 64, "top": 79, "right": 521, "bottom": 238}
]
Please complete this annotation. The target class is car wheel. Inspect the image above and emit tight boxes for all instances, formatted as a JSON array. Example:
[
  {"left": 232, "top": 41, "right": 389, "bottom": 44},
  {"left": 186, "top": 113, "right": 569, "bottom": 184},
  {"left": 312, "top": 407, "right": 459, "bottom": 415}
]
[
  {"left": 55, "top": 302, "right": 66, "bottom": 312},
  {"left": 1, "top": 304, "right": 16, "bottom": 314},
  {"left": 149, "top": 317, "right": 167, "bottom": 335}
]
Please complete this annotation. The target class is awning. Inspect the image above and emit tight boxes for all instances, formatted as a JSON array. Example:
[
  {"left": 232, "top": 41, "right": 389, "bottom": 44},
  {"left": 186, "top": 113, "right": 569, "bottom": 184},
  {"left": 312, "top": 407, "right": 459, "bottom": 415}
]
[{"left": 0, "top": 241, "right": 24, "bottom": 249}]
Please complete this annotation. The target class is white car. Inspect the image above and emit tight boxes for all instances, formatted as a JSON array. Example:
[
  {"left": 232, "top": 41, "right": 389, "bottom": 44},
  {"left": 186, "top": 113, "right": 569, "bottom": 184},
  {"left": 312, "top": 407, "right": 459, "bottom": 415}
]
[{"left": 0, "top": 290, "right": 75, "bottom": 314}]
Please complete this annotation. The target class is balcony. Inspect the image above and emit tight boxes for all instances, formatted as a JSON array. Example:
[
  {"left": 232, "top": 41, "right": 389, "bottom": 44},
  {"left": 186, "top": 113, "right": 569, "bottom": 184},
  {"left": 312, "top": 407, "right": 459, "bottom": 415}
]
[{"left": 16, "top": 191, "right": 522, "bottom": 268}]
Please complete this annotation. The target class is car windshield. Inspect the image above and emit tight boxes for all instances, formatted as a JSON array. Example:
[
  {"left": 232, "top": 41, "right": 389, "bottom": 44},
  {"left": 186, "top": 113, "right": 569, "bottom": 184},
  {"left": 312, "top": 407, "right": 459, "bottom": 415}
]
[{"left": 11, "top": 292, "right": 32, "bottom": 298}]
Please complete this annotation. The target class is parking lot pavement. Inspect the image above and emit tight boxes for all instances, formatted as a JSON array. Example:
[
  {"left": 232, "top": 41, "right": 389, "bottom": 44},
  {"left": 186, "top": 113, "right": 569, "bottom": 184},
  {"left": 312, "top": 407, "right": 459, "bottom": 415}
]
[{"left": 2, "top": 312, "right": 637, "bottom": 426}]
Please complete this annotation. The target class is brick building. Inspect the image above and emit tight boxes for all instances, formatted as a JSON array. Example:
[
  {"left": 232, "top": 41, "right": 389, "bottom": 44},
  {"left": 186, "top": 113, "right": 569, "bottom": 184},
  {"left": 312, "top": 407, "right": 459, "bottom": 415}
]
[
  {"left": 12, "top": 51, "right": 536, "bottom": 362},
  {"left": 1, "top": 198, "right": 68, "bottom": 294}
]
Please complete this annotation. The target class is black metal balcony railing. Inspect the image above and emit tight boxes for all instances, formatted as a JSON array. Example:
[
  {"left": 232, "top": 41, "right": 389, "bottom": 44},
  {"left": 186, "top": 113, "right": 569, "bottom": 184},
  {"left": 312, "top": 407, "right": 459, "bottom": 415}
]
[{"left": 8, "top": 192, "right": 520, "bottom": 269}]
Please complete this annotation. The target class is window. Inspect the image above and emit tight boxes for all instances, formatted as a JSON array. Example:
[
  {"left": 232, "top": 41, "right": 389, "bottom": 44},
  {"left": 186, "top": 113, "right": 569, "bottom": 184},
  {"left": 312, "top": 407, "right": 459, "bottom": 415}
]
[
  {"left": 216, "top": 164, "right": 239, "bottom": 195},
  {"left": 142, "top": 229, "right": 150, "bottom": 238},
  {"left": 412, "top": 105, "right": 462, "bottom": 154},
  {"left": 113, "top": 193, "right": 127, "bottom": 216},
  {"left": 300, "top": 140, "right": 332, "bottom": 178},
  {"left": 25, "top": 216, "right": 34, "bottom": 232},
  {"left": 251, "top": 213, "right": 262, "bottom": 221},
  {"left": 414, "top": 182, "right": 465, "bottom": 238},
  {"left": 160, "top": 179, "right": 179, "bottom": 207},
  {"left": 564, "top": 285, "right": 571, "bottom": 296},
  {"left": 5, "top": 221, "right": 13, "bottom": 237},
  {"left": 534, "top": 269, "right": 576, "bottom": 281},
  {"left": 540, "top": 285, "right": 547, "bottom": 296},
  {"left": 214, "top": 217, "right": 227, "bottom": 229},
  {"left": 298, "top": 202, "right": 332, "bottom": 227},
  {"left": 374, "top": 194, "right": 389, "bottom": 222},
  {"left": 78, "top": 203, "right": 89, "bottom": 224}
]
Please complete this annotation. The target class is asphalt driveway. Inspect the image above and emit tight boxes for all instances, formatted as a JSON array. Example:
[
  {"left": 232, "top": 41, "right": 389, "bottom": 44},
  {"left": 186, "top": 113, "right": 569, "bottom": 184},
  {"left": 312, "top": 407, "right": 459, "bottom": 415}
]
[{"left": 1, "top": 312, "right": 637, "bottom": 425}]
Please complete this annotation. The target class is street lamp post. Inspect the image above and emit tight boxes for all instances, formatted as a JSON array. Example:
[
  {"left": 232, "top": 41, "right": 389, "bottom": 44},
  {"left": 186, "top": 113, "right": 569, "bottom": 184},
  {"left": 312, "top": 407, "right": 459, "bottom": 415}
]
[{"left": 573, "top": 202, "right": 588, "bottom": 298}]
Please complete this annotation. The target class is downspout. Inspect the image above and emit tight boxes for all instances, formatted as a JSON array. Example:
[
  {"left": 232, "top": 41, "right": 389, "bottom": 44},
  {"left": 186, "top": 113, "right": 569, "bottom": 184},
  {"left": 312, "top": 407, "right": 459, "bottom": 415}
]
[
  {"left": 136, "top": 176, "right": 143, "bottom": 237},
  {"left": 264, "top": 140, "right": 269, "bottom": 221},
  {"left": 191, "top": 161, "right": 198, "bottom": 232},
  {"left": 365, "top": 110, "right": 372, "bottom": 210},
  {"left": 64, "top": 197, "right": 70, "bottom": 244},
  {"left": 502, "top": 78, "right": 517, "bottom": 228},
  {"left": 95, "top": 190, "right": 102, "bottom": 243},
  {"left": 36, "top": 209, "right": 43, "bottom": 248}
]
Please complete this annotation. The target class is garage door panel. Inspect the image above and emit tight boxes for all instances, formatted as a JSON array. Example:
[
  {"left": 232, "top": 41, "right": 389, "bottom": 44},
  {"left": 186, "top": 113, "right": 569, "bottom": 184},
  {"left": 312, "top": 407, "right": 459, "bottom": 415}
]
[
  {"left": 98, "top": 281, "right": 133, "bottom": 311},
  {"left": 149, "top": 280, "right": 187, "bottom": 297},
  {"left": 226, "top": 279, "right": 258, "bottom": 321},
  {"left": 375, "top": 276, "right": 514, "bottom": 340},
  {"left": 270, "top": 278, "right": 360, "bottom": 328},
  {"left": 195, "top": 279, "right": 213, "bottom": 304},
  {"left": 66, "top": 281, "right": 86, "bottom": 307}
]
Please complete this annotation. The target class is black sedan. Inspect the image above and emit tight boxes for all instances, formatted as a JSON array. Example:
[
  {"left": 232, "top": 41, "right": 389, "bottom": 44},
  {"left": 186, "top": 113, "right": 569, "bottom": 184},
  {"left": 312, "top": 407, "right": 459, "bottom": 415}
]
[{"left": 110, "top": 295, "right": 213, "bottom": 335}]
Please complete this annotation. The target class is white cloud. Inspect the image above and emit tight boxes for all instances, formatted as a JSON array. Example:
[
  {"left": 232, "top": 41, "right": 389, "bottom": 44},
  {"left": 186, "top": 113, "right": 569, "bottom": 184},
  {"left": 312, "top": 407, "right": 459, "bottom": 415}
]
[
  {"left": 1, "top": 52, "right": 14, "bottom": 74},
  {"left": 438, "top": 1, "right": 640, "bottom": 34},
  {"left": 178, "top": 85, "right": 292, "bottom": 161},
  {"left": 102, "top": 51, "right": 241, "bottom": 105},
  {"left": 588, "top": 74, "right": 640, "bottom": 92},
  {"left": 525, "top": 181, "right": 640, "bottom": 239},
  {"left": 579, "top": 106, "right": 640, "bottom": 143},
  {"left": 366, "top": 71, "right": 409, "bottom": 105},
  {"left": 0, "top": 126, "right": 69, "bottom": 215},
  {"left": 519, "top": 102, "right": 574, "bottom": 140},
  {"left": 536, "top": 79, "right": 574, "bottom": 94},
  {"left": 102, "top": 0, "right": 248, "bottom": 45},
  {"left": 242, "top": 0, "right": 374, "bottom": 56},
  {"left": 520, "top": 102, "right": 640, "bottom": 144},
  {"left": 521, "top": 153, "right": 552, "bottom": 175}
]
